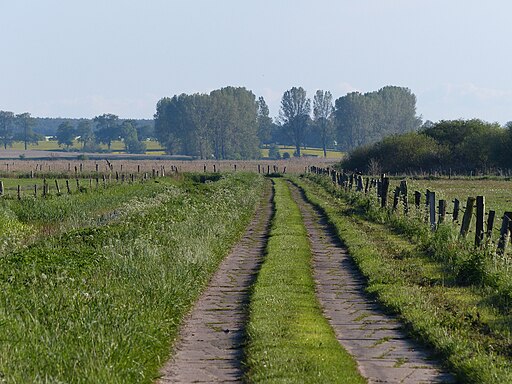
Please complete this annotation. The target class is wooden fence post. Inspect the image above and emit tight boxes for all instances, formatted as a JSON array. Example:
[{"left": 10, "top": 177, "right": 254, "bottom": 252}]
[
  {"left": 66, "top": 179, "right": 71, "bottom": 194},
  {"left": 414, "top": 191, "right": 421, "bottom": 208},
  {"left": 381, "top": 176, "right": 390, "bottom": 208},
  {"left": 475, "top": 196, "right": 485, "bottom": 247},
  {"left": 459, "top": 197, "right": 476, "bottom": 238},
  {"left": 497, "top": 212, "right": 512, "bottom": 255},
  {"left": 400, "top": 180, "right": 409, "bottom": 214},
  {"left": 17, "top": 185, "right": 21, "bottom": 200},
  {"left": 393, "top": 187, "right": 401, "bottom": 210},
  {"left": 357, "top": 176, "right": 364, "bottom": 192},
  {"left": 429, "top": 191, "right": 436, "bottom": 230},
  {"left": 453, "top": 199, "right": 460, "bottom": 221},
  {"left": 0, "top": 181, "right": 3, "bottom": 196},
  {"left": 486, "top": 210, "right": 496, "bottom": 240},
  {"left": 55, "top": 179, "right": 61, "bottom": 195},
  {"left": 438, "top": 199, "right": 447, "bottom": 224},
  {"left": 34, "top": 184, "right": 37, "bottom": 197}
]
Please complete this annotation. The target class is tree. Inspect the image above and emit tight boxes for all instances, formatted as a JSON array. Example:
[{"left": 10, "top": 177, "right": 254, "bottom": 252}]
[
  {"left": 155, "top": 87, "right": 260, "bottom": 159},
  {"left": 56, "top": 121, "right": 76, "bottom": 148},
  {"left": 93, "top": 114, "right": 119, "bottom": 150},
  {"left": 0, "top": 111, "right": 15, "bottom": 149},
  {"left": 313, "top": 90, "right": 334, "bottom": 157},
  {"left": 155, "top": 95, "right": 189, "bottom": 155},
  {"left": 279, "top": 87, "right": 311, "bottom": 157},
  {"left": 256, "top": 96, "right": 273, "bottom": 146},
  {"left": 120, "top": 120, "right": 146, "bottom": 154},
  {"left": 334, "top": 86, "right": 421, "bottom": 150},
  {"left": 136, "top": 124, "right": 154, "bottom": 141},
  {"left": 14, "top": 112, "right": 38, "bottom": 150},
  {"left": 208, "top": 87, "right": 260, "bottom": 159},
  {"left": 76, "top": 120, "right": 94, "bottom": 150}
]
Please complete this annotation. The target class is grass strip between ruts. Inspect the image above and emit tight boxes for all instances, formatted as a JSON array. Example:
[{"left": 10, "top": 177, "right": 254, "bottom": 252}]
[{"left": 245, "top": 178, "right": 366, "bottom": 383}]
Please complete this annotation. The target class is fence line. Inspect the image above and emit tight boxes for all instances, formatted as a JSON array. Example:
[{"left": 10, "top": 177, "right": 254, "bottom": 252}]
[{"left": 308, "top": 165, "right": 512, "bottom": 255}]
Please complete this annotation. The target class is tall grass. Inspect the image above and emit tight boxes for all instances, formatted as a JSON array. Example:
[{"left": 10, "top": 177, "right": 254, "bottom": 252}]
[{"left": 0, "top": 172, "right": 263, "bottom": 383}]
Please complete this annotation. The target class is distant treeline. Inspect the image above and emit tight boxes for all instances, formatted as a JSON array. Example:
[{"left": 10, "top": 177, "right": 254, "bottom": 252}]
[
  {"left": 2, "top": 84, "right": 421, "bottom": 159},
  {"left": 0, "top": 112, "right": 155, "bottom": 153},
  {"left": 33, "top": 117, "right": 154, "bottom": 137},
  {"left": 155, "top": 85, "right": 421, "bottom": 159},
  {"left": 342, "top": 119, "right": 512, "bottom": 174}
]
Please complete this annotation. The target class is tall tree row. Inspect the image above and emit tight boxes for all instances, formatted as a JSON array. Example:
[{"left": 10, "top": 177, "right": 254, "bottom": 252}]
[
  {"left": 334, "top": 86, "right": 422, "bottom": 150},
  {"left": 154, "top": 86, "right": 260, "bottom": 159}
]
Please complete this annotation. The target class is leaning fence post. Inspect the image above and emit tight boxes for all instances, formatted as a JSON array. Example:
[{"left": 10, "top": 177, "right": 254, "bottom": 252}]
[
  {"left": 475, "top": 196, "right": 485, "bottom": 247},
  {"left": 0, "top": 181, "right": 4, "bottom": 196},
  {"left": 497, "top": 212, "right": 512, "bottom": 255},
  {"left": 66, "top": 179, "right": 71, "bottom": 194},
  {"left": 459, "top": 197, "right": 476, "bottom": 238},
  {"left": 55, "top": 179, "right": 61, "bottom": 195}
]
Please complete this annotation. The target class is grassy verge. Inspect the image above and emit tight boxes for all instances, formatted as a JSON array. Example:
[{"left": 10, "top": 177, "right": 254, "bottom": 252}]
[
  {"left": 292, "top": 175, "right": 512, "bottom": 384},
  {"left": 0, "top": 179, "right": 175, "bottom": 256},
  {"left": 245, "top": 178, "right": 365, "bottom": 383},
  {"left": 0, "top": 172, "right": 263, "bottom": 383}
]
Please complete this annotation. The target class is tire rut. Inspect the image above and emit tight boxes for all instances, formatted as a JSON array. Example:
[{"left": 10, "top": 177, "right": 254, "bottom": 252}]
[
  {"left": 157, "top": 181, "right": 273, "bottom": 383},
  {"left": 288, "top": 182, "right": 456, "bottom": 384}
]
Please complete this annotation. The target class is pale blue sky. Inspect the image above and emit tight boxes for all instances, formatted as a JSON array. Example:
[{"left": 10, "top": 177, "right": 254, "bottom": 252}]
[{"left": 1, "top": 0, "right": 511, "bottom": 124}]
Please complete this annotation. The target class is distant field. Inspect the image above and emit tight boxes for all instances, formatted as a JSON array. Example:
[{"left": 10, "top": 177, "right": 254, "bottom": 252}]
[
  {"left": 9, "top": 140, "right": 164, "bottom": 152},
  {"left": 261, "top": 146, "right": 344, "bottom": 159},
  {"left": 403, "top": 178, "right": 512, "bottom": 216},
  {"left": 9, "top": 141, "right": 343, "bottom": 159}
]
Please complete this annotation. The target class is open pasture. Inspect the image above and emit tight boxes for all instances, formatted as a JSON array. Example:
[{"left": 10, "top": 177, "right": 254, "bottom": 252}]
[
  {"left": 405, "top": 178, "right": 512, "bottom": 216},
  {"left": 384, "top": 177, "right": 512, "bottom": 243}
]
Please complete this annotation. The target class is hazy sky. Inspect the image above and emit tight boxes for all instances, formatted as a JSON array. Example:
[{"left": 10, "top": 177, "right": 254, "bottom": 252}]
[{"left": 1, "top": 0, "right": 511, "bottom": 124}]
